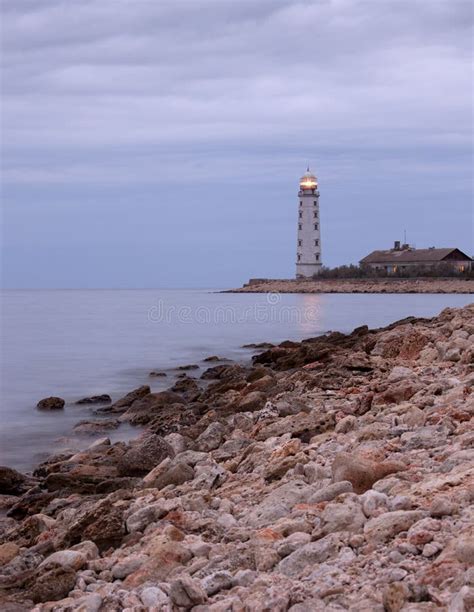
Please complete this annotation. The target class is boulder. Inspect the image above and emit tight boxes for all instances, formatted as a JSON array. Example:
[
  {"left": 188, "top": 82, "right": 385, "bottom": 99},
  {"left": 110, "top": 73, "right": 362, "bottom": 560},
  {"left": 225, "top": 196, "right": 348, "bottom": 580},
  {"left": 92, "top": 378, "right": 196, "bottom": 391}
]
[
  {"left": 60, "top": 498, "right": 126, "bottom": 551},
  {"left": 237, "top": 391, "right": 267, "bottom": 412},
  {"left": 201, "top": 570, "right": 233, "bottom": 596},
  {"left": 120, "top": 391, "right": 186, "bottom": 424},
  {"left": 36, "top": 396, "right": 64, "bottom": 410},
  {"left": 169, "top": 575, "right": 207, "bottom": 607},
  {"left": 321, "top": 499, "right": 367, "bottom": 534},
  {"left": 146, "top": 461, "right": 195, "bottom": 489},
  {"left": 75, "top": 394, "right": 111, "bottom": 405},
  {"left": 0, "top": 466, "right": 28, "bottom": 495},
  {"left": 331, "top": 453, "right": 405, "bottom": 494},
  {"left": 73, "top": 419, "right": 119, "bottom": 434},
  {"left": 308, "top": 481, "right": 353, "bottom": 504},
  {"left": 101, "top": 385, "right": 150, "bottom": 413},
  {"left": 364, "top": 510, "right": 426, "bottom": 544},
  {"left": 112, "top": 554, "right": 148, "bottom": 579},
  {"left": 245, "top": 481, "right": 313, "bottom": 528},
  {"left": 39, "top": 549, "right": 87, "bottom": 571},
  {"left": 277, "top": 533, "right": 341, "bottom": 577},
  {"left": 0, "top": 542, "right": 19, "bottom": 565},
  {"left": 196, "top": 422, "right": 226, "bottom": 452},
  {"left": 119, "top": 434, "right": 175, "bottom": 476},
  {"left": 27, "top": 565, "right": 77, "bottom": 603},
  {"left": 254, "top": 410, "right": 335, "bottom": 442},
  {"left": 126, "top": 499, "right": 180, "bottom": 533}
]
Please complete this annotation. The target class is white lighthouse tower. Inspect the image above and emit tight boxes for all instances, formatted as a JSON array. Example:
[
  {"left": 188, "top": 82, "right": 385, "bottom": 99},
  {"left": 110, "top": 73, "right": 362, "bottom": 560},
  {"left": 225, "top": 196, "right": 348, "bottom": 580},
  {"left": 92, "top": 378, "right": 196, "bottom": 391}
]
[{"left": 296, "top": 167, "right": 322, "bottom": 278}]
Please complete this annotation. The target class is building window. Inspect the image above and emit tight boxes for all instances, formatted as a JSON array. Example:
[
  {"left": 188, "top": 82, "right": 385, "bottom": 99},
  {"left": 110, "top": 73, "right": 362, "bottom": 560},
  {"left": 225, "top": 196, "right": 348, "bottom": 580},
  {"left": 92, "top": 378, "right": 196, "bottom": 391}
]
[
  {"left": 314, "top": 223, "right": 318, "bottom": 230},
  {"left": 299, "top": 211, "right": 302, "bottom": 219},
  {"left": 315, "top": 253, "right": 320, "bottom": 261},
  {"left": 298, "top": 239, "right": 302, "bottom": 247},
  {"left": 314, "top": 201, "right": 317, "bottom": 205},
  {"left": 314, "top": 239, "right": 319, "bottom": 246},
  {"left": 297, "top": 254, "right": 301, "bottom": 262},
  {"left": 298, "top": 224, "right": 302, "bottom": 231},
  {"left": 300, "top": 201, "right": 303, "bottom": 207},
  {"left": 313, "top": 211, "right": 318, "bottom": 218}
]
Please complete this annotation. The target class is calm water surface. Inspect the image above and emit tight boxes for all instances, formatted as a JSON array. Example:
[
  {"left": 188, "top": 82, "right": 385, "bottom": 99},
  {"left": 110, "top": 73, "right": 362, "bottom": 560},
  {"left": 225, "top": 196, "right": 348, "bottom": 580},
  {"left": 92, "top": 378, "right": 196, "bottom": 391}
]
[{"left": 1, "top": 289, "right": 472, "bottom": 470}]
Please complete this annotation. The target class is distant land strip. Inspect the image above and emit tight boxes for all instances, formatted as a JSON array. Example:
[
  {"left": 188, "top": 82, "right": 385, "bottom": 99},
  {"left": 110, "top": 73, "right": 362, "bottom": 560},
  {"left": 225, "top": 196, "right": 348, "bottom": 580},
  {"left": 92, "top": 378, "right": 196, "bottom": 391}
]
[{"left": 226, "top": 278, "right": 474, "bottom": 294}]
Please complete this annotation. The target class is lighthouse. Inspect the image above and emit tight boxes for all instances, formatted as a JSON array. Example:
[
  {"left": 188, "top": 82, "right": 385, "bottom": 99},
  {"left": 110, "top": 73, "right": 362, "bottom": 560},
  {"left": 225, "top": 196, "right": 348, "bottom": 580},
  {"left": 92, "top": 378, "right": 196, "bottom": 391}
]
[{"left": 296, "top": 168, "right": 322, "bottom": 278}]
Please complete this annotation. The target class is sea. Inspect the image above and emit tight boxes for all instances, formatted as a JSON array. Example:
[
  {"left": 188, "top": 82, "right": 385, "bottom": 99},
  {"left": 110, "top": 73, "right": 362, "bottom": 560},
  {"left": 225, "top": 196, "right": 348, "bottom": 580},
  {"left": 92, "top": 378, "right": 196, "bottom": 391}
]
[{"left": 1, "top": 289, "right": 472, "bottom": 472}]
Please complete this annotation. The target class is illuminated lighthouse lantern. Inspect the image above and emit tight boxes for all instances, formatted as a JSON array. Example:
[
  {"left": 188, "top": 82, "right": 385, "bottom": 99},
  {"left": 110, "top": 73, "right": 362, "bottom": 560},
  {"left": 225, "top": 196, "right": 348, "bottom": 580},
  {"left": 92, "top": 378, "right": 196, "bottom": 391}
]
[{"left": 296, "top": 168, "right": 322, "bottom": 278}]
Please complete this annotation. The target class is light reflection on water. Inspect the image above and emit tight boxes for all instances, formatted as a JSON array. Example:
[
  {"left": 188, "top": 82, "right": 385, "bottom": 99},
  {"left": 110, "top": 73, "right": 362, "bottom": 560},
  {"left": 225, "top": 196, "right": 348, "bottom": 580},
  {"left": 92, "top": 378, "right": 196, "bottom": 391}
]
[{"left": 1, "top": 289, "right": 471, "bottom": 471}]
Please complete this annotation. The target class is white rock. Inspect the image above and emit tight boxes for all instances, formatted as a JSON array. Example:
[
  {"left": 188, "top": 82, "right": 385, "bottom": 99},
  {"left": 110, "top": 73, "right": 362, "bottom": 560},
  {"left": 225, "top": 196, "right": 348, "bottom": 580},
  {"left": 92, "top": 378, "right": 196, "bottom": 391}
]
[
  {"left": 140, "top": 586, "right": 169, "bottom": 607},
  {"left": 360, "top": 490, "right": 389, "bottom": 518},
  {"left": 39, "top": 549, "right": 87, "bottom": 571}
]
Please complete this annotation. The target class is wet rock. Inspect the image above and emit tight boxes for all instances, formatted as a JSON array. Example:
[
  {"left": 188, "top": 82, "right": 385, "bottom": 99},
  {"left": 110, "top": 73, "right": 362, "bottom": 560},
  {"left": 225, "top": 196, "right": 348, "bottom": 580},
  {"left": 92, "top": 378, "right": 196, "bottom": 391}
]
[
  {"left": 0, "top": 466, "right": 28, "bottom": 495},
  {"left": 242, "top": 342, "right": 275, "bottom": 349},
  {"left": 73, "top": 418, "right": 119, "bottom": 434},
  {"left": 149, "top": 371, "right": 167, "bottom": 377},
  {"left": 101, "top": 385, "right": 150, "bottom": 413},
  {"left": 177, "top": 363, "right": 199, "bottom": 370},
  {"left": 75, "top": 394, "right": 111, "bottom": 405},
  {"left": 120, "top": 390, "right": 186, "bottom": 424},
  {"left": 37, "top": 396, "right": 65, "bottom": 410},
  {"left": 170, "top": 376, "right": 201, "bottom": 398},
  {"left": 331, "top": 452, "right": 405, "bottom": 494},
  {"left": 118, "top": 434, "right": 175, "bottom": 476}
]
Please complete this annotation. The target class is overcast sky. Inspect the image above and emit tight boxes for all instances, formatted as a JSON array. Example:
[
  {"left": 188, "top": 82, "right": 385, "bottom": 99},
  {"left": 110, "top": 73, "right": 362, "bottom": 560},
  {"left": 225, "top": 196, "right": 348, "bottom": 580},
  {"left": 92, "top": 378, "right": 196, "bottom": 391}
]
[{"left": 1, "top": 0, "right": 472, "bottom": 288}]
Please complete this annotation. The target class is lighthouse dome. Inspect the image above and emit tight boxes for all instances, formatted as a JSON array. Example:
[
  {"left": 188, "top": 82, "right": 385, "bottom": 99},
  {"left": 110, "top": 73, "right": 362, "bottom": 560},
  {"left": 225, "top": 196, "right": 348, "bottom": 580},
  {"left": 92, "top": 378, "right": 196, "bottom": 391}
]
[{"left": 299, "top": 168, "right": 317, "bottom": 189}]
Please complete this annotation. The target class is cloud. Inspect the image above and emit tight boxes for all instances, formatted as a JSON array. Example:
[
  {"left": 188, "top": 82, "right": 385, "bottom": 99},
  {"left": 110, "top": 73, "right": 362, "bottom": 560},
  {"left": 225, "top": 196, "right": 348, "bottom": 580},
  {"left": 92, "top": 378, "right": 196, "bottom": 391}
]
[{"left": 1, "top": 0, "right": 472, "bottom": 185}]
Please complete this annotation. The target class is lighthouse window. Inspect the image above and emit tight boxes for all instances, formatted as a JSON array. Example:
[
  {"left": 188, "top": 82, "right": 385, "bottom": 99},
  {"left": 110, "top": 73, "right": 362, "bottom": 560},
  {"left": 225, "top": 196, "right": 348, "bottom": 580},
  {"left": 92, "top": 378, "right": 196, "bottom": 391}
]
[
  {"left": 314, "top": 201, "right": 317, "bottom": 205},
  {"left": 298, "top": 224, "right": 302, "bottom": 230},
  {"left": 298, "top": 240, "right": 302, "bottom": 247},
  {"left": 313, "top": 211, "right": 318, "bottom": 218},
  {"left": 315, "top": 253, "right": 320, "bottom": 261},
  {"left": 300, "top": 201, "right": 303, "bottom": 207},
  {"left": 314, "top": 223, "right": 319, "bottom": 230},
  {"left": 299, "top": 211, "right": 302, "bottom": 219},
  {"left": 297, "top": 254, "right": 301, "bottom": 262},
  {"left": 314, "top": 239, "right": 319, "bottom": 246}
]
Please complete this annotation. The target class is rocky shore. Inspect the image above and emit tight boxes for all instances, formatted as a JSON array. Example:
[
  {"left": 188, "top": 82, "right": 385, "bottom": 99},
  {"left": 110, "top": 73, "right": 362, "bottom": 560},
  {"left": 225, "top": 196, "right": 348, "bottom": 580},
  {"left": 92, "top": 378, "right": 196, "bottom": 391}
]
[
  {"left": 227, "top": 278, "right": 474, "bottom": 294},
  {"left": 1, "top": 304, "right": 473, "bottom": 611}
]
